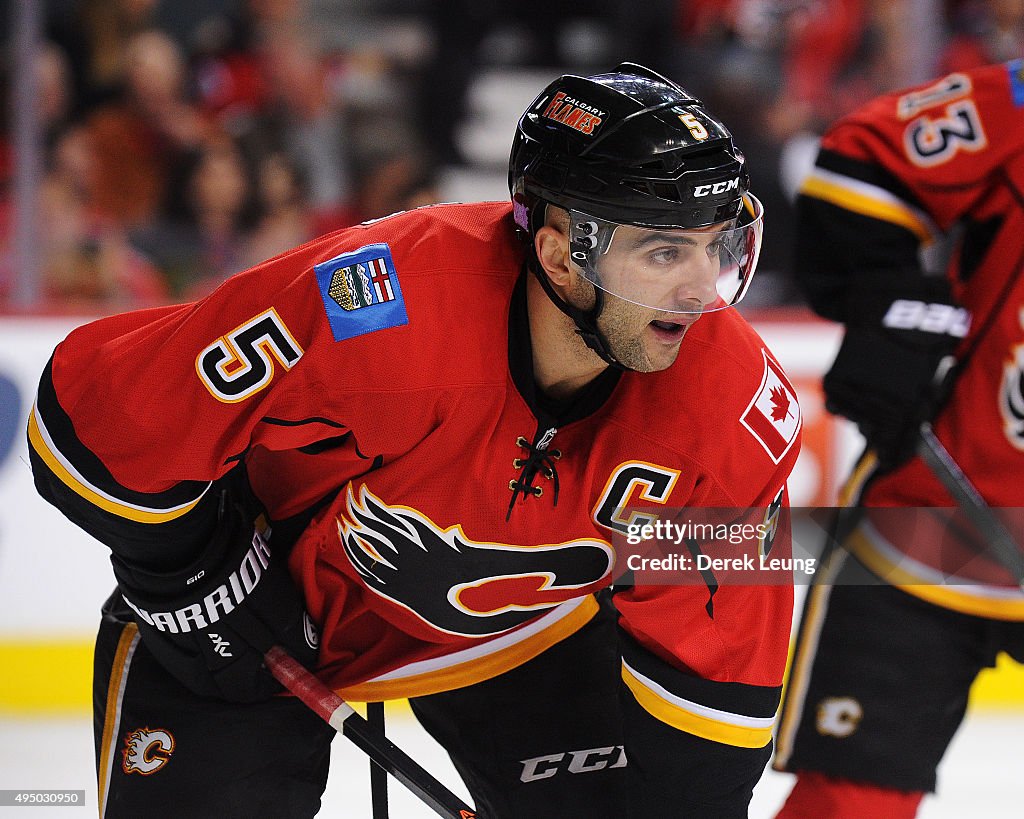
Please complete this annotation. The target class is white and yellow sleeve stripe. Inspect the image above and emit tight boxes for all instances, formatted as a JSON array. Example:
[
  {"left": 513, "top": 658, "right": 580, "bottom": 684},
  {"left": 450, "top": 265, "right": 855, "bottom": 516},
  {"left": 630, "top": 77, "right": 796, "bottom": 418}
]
[
  {"left": 28, "top": 403, "right": 210, "bottom": 524},
  {"left": 799, "top": 166, "right": 939, "bottom": 245}
]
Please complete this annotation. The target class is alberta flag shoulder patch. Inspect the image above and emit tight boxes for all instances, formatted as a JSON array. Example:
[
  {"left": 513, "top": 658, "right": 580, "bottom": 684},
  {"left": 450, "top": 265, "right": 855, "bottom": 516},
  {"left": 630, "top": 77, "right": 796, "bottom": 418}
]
[
  {"left": 314, "top": 243, "right": 408, "bottom": 341},
  {"left": 1009, "top": 58, "right": 1024, "bottom": 107}
]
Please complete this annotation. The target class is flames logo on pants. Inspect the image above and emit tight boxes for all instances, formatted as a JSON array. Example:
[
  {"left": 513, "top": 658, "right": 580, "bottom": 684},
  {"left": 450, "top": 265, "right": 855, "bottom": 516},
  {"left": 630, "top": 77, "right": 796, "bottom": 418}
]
[
  {"left": 338, "top": 485, "right": 614, "bottom": 637},
  {"left": 1000, "top": 327, "right": 1024, "bottom": 450},
  {"left": 122, "top": 727, "right": 175, "bottom": 775}
]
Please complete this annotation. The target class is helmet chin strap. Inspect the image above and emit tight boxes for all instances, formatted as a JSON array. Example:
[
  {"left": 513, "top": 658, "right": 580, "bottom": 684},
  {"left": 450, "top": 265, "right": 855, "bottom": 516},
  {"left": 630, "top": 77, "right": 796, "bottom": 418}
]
[{"left": 527, "top": 258, "right": 627, "bottom": 370}]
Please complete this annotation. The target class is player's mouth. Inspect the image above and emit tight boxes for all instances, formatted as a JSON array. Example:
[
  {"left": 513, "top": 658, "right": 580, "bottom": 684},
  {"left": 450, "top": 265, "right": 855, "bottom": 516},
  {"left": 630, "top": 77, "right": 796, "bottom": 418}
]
[{"left": 649, "top": 317, "right": 696, "bottom": 343}]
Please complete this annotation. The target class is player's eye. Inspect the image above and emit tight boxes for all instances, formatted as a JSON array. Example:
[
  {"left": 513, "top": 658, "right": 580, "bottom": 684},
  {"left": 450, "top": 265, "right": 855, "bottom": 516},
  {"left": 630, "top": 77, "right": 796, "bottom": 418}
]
[{"left": 649, "top": 246, "right": 680, "bottom": 264}]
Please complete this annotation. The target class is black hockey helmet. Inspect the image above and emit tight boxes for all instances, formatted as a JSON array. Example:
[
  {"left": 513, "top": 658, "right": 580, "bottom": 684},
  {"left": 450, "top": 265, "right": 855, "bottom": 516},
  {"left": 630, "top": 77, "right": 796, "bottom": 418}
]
[
  {"left": 507, "top": 63, "right": 763, "bottom": 364},
  {"left": 509, "top": 62, "right": 756, "bottom": 233}
]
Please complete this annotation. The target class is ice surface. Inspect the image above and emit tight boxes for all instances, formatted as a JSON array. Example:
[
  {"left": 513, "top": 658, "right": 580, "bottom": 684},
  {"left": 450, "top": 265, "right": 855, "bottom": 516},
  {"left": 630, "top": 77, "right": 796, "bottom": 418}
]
[{"left": 1, "top": 708, "right": 1019, "bottom": 817}]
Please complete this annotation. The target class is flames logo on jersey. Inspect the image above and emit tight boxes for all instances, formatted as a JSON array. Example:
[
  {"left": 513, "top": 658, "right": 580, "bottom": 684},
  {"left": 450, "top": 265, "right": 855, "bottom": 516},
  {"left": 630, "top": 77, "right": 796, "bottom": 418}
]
[
  {"left": 999, "top": 315, "right": 1024, "bottom": 450},
  {"left": 337, "top": 484, "right": 614, "bottom": 637},
  {"left": 122, "top": 727, "right": 175, "bottom": 775}
]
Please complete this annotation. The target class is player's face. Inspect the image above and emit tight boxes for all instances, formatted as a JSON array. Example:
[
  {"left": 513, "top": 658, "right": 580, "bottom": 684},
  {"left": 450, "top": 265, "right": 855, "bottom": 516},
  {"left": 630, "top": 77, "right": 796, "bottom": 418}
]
[
  {"left": 595, "top": 222, "right": 723, "bottom": 313},
  {"left": 568, "top": 223, "right": 727, "bottom": 371}
]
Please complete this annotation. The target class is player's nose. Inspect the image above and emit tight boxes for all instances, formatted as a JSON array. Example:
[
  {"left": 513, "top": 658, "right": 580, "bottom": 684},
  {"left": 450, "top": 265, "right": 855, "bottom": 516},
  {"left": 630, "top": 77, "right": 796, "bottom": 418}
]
[
  {"left": 669, "top": 271, "right": 717, "bottom": 312},
  {"left": 667, "top": 296, "right": 705, "bottom": 317}
]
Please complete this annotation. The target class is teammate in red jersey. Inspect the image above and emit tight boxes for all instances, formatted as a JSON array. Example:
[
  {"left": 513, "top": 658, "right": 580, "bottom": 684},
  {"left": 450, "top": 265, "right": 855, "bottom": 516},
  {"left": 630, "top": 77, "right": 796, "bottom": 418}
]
[
  {"left": 774, "top": 60, "right": 1024, "bottom": 818},
  {"left": 29, "top": 63, "right": 801, "bottom": 817}
]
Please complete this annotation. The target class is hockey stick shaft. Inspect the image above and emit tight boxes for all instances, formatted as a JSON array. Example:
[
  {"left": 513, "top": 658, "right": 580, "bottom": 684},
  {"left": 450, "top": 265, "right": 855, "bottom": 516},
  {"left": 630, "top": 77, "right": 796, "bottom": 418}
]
[
  {"left": 264, "top": 646, "right": 479, "bottom": 819},
  {"left": 917, "top": 423, "right": 1024, "bottom": 588},
  {"left": 368, "top": 701, "right": 389, "bottom": 819}
]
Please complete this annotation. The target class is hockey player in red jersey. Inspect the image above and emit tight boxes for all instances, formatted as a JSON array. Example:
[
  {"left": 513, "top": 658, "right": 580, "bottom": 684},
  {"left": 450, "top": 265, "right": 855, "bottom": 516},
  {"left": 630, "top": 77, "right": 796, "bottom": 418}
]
[
  {"left": 29, "top": 63, "right": 801, "bottom": 817},
  {"left": 774, "top": 60, "right": 1024, "bottom": 818}
]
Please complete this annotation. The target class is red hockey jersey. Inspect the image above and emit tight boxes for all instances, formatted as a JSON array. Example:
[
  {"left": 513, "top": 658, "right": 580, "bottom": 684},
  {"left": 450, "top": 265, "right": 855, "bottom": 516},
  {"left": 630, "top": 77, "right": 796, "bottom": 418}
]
[
  {"left": 797, "top": 59, "right": 1024, "bottom": 617},
  {"left": 29, "top": 201, "right": 799, "bottom": 748}
]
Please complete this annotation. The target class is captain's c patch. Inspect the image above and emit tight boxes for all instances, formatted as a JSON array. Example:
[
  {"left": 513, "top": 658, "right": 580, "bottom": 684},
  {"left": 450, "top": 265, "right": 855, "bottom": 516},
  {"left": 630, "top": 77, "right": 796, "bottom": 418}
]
[{"left": 315, "top": 243, "right": 408, "bottom": 341}]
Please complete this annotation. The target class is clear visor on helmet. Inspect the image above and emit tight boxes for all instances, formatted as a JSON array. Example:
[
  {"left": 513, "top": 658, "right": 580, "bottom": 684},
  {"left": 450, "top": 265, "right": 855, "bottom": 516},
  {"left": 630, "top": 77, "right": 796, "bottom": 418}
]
[{"left": 567, "top": 194, "right": 763, "bottom": 315}]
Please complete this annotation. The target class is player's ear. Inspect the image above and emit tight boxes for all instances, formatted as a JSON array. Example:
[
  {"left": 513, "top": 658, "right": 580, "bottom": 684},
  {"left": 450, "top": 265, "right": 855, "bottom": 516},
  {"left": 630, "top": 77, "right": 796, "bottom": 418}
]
[{"left": 534, "top": 221, "right": 572, "bottom": 287}]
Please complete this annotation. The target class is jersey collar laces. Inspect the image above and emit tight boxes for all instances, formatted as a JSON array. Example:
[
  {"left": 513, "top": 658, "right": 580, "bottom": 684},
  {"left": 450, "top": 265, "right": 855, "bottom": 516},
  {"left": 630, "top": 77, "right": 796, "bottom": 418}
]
[{"left": 506, "top": 429, "right": 562, "bottom": 520}]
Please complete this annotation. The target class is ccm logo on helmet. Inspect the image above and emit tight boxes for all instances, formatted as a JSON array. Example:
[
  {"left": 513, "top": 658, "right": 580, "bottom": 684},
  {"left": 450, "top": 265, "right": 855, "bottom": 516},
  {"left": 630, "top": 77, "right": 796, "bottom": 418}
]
[
  {"left": 121, "top": 532, "right": 272, "bottom": 634},
  {"left": 694, "top": 178, "right": 740, "bottom": 197}
]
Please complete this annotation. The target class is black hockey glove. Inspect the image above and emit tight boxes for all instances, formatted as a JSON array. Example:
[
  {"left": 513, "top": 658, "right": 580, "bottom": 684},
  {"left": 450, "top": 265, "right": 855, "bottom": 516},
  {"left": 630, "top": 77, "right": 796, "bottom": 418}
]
[
  {"left": 824, "top": 272, "right": 969, "bottom": 469},
  {"left": 111, "top": 492, "right": 319, "bottom": 703}
]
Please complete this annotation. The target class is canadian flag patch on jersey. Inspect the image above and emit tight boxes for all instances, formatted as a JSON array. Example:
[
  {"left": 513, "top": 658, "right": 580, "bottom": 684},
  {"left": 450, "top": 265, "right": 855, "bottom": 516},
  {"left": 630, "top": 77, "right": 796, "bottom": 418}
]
[{"left": 741, "top": 350, "right": 801, "bottom": 464}]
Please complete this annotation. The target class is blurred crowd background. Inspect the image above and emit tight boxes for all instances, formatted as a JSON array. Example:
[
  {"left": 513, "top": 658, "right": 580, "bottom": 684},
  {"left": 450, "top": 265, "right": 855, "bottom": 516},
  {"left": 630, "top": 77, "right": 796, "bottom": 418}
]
[{"left": 0, "top": 0, "right": 1021, "bottom": 314}]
